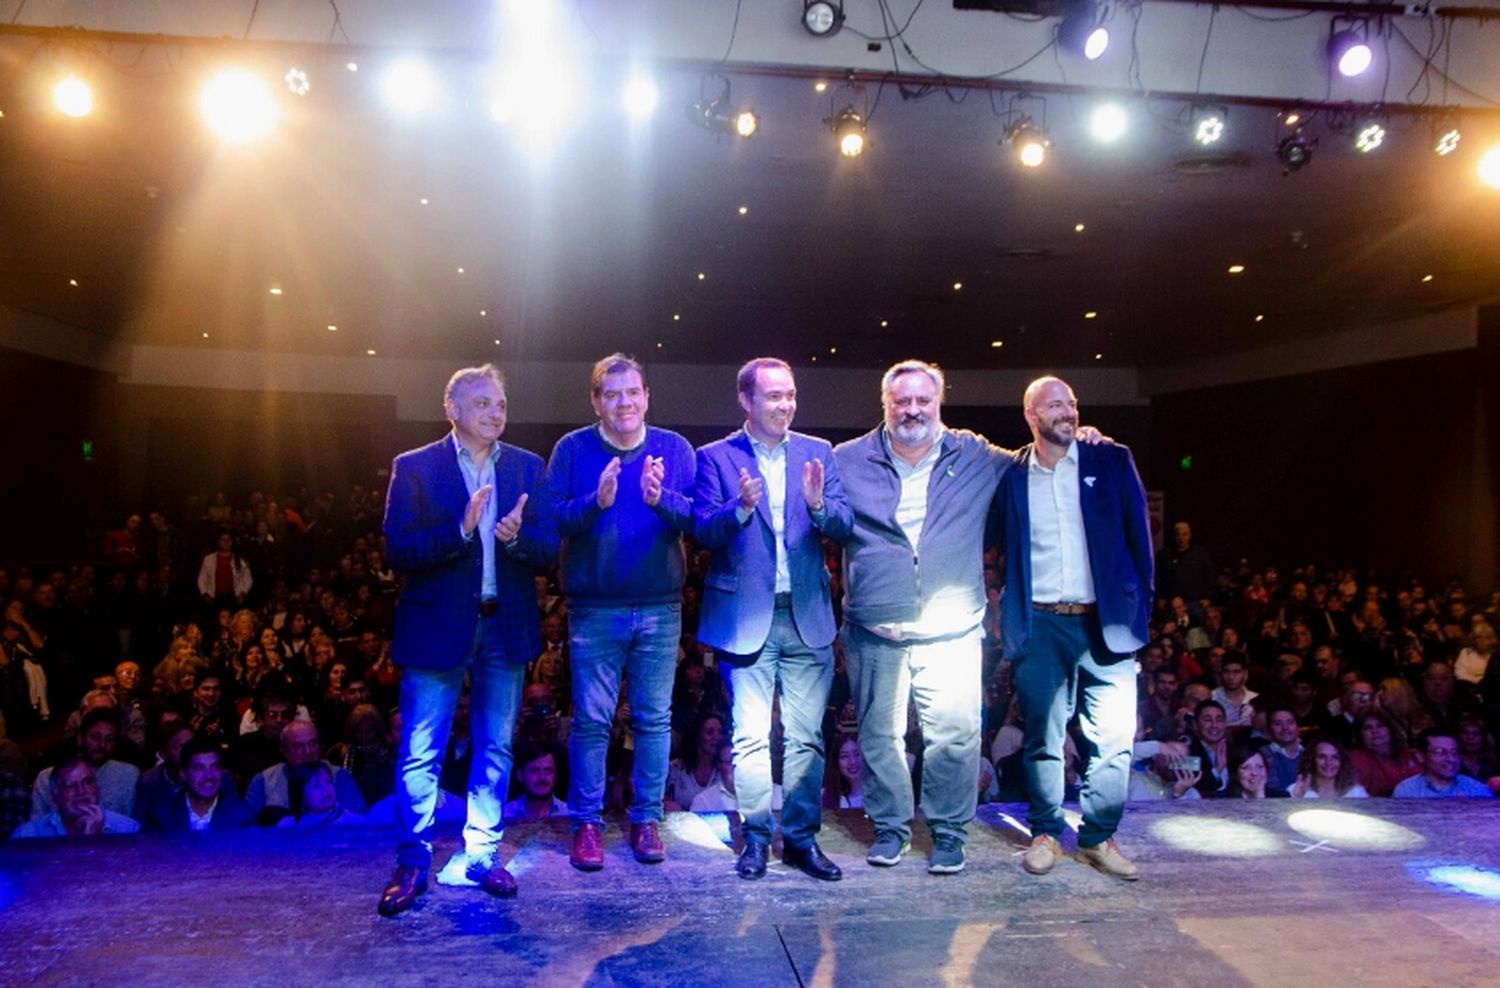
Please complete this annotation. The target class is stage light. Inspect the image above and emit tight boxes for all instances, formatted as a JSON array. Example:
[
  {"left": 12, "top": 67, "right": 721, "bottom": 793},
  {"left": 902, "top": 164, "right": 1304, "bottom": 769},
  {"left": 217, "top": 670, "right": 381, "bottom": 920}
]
[
  {"left": 1414, "top": 864, "right": 1500, "bottom": 902},
  {"left": 1089, "top": 102, "right": 1128, "bottom": 143},
  {"left": 200, "top": 69, "right": 277, "bottom": 144},
  {"left": 1058, "top": 2, "right": 1108, "bottom": 60},
  {"left": 1329, "top": 28, "right": 1373, "bottom": 78},
  {"left": 284, "top": 68, "right": 310, "bottom": 97},
  {"left": 830, "top": 106, "right": 866, "bottom": 157},
  {"left": 381, "top": 59, "right": 439, "bottom": 117},
  {"left": 803, "top": 1, "right": 845, "bottom": 38},
  {"left": 621, "top": 74, "right": 659, "bottom": 121},
  {"left": 53, "top": 75, "right": 93, "bottom": 118},
  {"left": 1434, "top": 127, "right": 1460, "bottom": 156},
  {"left": 1003, "top": 118, "right": 1049, "bottom": 168},
  {"left": 1286, "top": 809, "right": 1424, "bottom": 852},
  {"left": 691, "top": 99, "right": 758, "bottom": 139},
  {"left": 1281, "top": 110, "right": 1302, "bottom": 127},
  {"left": 1354, "top": 120, "right": 1385, "bottom": 153},
  {"left": 1150, "top": 816, "right": 1282, "bottom": 858},
  {"left": 1192, "top": 105, "right": 1226, "bottom": 146},
  {"left": 1276, "top": 129, "right": 1315, "bottom": 175},
  {"left": 1480, "top": 145, "right": 1500, "bottom": 188}
]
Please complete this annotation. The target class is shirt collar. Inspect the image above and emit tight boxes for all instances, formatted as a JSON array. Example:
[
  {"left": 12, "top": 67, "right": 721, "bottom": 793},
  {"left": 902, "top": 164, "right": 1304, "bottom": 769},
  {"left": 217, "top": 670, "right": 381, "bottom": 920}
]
[
  {"left": 451, "top": 431, "right": 500, "bottom": 463},
  {"left": 880, "top": 425, "right": 945, "bottom": 467},
  {"left": 596, "top": 423, "right": 647, "bottom": 452},
  {"left": 1028, "top": 440, "right": 1078, "bottom": 474},
  {"left": 743, "top": 425, "right": 789, "bottom": 455}
]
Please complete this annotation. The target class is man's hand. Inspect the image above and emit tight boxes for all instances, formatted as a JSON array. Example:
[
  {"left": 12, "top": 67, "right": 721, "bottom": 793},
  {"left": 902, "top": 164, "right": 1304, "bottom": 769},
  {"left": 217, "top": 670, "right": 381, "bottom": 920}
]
[
  {"left": 75, "top": 801, "right": 105, "bottom": 835},
  {"left": 738, "top": 467, "right": 764, "bottom": 511},
  {"left": 596, "top": 458, "right": 622, "bottom": 509},
  {"left": 641, "top": 455, "right": 665, "bottom": 507},
  {"left": 801, "top": 459, "right": 825, "bottom": 512},
  {"left": 462, "top": 484, "right": 494, "bottom": 536},
  {"left": 495, "top": 493, "right": 528, "bottom": 545},
  {"left": 1077, "top": 425, "right": 1111, "bottom": 445}
]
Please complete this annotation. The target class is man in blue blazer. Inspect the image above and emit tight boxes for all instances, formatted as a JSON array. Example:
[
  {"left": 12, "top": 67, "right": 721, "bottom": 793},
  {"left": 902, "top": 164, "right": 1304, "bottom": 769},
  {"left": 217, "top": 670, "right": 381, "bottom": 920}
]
[
  {"left": 998, "top": 376, "right": 1153, "bottom": 881},
  {"left": 693, "top": 358, "right": 853, "bottom": 881},
  {"left": 377, "top": 364, "right": 558, "bottom": 916}
]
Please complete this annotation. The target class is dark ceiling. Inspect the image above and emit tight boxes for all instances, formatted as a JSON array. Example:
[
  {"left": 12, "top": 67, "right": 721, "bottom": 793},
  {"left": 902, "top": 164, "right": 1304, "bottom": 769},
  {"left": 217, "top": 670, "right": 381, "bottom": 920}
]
[{"left": 1, "top": 35, "right": 1498, "bottom": 373}]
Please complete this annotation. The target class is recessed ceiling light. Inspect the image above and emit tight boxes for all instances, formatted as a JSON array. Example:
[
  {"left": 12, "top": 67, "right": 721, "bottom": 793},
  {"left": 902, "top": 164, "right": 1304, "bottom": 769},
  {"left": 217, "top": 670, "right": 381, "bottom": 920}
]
[
  {"left": 480, "top": 309, "right": 487, "bottom": 317},
  {"left": 697, "top": 272, "right": 706, "bottom": 281},
  {"left": 366, "top": 349, "right": 377, "bottom": 355},
  {"left": 1094, "top": 352, "right": 1103, "bottom": 360},
  {"left": 346, "top": 62, "right": 359, "bottom": 73},
  {"left": 880, "top": 319, "right": 889, "bottom": 328},
  {"left": 68, "top": 278, "right": 79, "bottom": 287},
  {"left": 1254, "top": 314, "right": 1264, "bottom": 322},
  {"left": 814, "top": 81, "right": 828, "bottom": 93},
  {"left": 829, "top": 347, "right": 837, "bottom": 354},
  {"left": 811, "top": 355, "right": 818, "bottom": 362},
  {"left": 991, "top": 340, "right": 1004, "bottom": 348},
  {"left": 672, "top": 313, "right": 681, "bottom": 321},
  {"left": 1421, "top": 274, "right": 1434, "bottom": 283},
  {"left": 1074, "top": 223, "right": 1085, "bottom": 233},
  {"left": 738, "top": 205, "right": 748, "bottom": 216},
  {"left": 419, "top": 197, "right": 429, "bottom": 205},
  {"left": 202, "top": 332, "right": 210, "bottom": 339},
  {"left": 1227, "top": 264, "right": 1245, "bottom": 275},
  {"left": 494, "top": 339, "right": 501, "bottom": 345},
  {"left": 1084, "top": 311, "right": 1098, "bottom": 319},
  {"left": 952, "top": 281, "right": 963, "bottom": 291},
  {"left": 457, "top": 267, "right": 465, "bottom": 274},
  {"left": 269, "top": 287, "right": 283, "bottom": 295},
  {"left": 326, "top": 324, "right": 338, "bottom": 332},
  {"left": 656, "top": 342, "right": 663, "bottom": 348}
]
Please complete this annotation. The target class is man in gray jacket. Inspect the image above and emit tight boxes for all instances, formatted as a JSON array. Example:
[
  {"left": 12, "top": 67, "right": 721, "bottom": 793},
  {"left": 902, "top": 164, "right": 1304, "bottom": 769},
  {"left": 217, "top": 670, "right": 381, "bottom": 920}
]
[{"left": 834, "top": 360, "right": 1100, "bottom": 874}]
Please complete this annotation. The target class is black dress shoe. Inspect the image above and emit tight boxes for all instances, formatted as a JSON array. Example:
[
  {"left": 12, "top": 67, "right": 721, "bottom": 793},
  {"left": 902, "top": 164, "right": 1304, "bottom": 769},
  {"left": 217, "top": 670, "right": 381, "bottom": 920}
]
[
  {"left": 477, "top": 863, "right": 519, "bottom": 899},
  {"left": 378, "top": 865, "right": 429, "bottom": 917},
  {"left": 736, "top": 841, "right": 769, "bottom": 880},
  {"left": 782, "top": 841, "right": 842, "bottom": 881}
]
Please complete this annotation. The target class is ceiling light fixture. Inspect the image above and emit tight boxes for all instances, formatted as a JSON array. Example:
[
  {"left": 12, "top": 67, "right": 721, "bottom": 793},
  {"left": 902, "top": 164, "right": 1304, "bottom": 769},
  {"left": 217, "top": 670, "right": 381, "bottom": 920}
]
[
  {"left": 284, "top": 68, "right": 310, "bottom": 97},
  {"left": 1433, "top": 121, "right": 1461, "bottom": 156},
  {"left": 53, "top": 75, "right": 94, "bottom": 118},
  {"left": 803, "top": 1, "right": 845, "bottom": 38},
  {"left": 621, "top": 74, "right": 659, "bottom": 121},
  {"left": 1089, "top": 102, "right": 1128, "bottom": 143},
  {"left": 1354, "top": 119, "right": 1386, "bottom": 153},
  {"left": 380, "top": 59, "right": 440, "bottom": 118},
  {"left": 1328, "top": 20, "right": 1374, "bottom": 78},
  {"left": 1057, "top": 1, "right": 1109, "bottom": 61},
  {"left": 1003, "top": 118, "right": 1049, "bottom": 168},
  {"left": 1480, "top": 145, "right": 1500, "bottom": 188},
  {"left": 690, "top": 75, "right": 758, "bottom": 140},
  {"left": 830, "top": 106, "right": 866, "bottom": 157},
  {"left": 1191, "top": 104, "right": 1226, "bottom": 146},
  {"left": 200, "top": 69, "right": 277, "bottom": 144},
  {"left": 1276, "top": 128, "right": 1315, "bottom": 176}
]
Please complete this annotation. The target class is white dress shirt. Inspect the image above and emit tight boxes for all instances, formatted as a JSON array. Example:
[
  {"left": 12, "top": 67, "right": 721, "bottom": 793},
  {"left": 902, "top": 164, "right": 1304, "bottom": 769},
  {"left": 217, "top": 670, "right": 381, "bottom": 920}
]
[
  {"left": 1027, "top": 441, "right": 1096, "bottom": 604},
  {"left": 740, "top": 428, "right": 792, "bottom": 594}
]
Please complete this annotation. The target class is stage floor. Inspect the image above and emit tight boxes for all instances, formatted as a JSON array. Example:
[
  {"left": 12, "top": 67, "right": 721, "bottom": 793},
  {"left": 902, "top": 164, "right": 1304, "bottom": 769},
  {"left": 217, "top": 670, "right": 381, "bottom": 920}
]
[{"left": 3, "top": 800, "right": 1498, "bottom": 987}]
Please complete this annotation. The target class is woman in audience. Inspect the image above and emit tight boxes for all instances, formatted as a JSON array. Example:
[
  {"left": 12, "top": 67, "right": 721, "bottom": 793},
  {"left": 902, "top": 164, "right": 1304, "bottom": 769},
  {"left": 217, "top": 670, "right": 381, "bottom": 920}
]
[
  {"left": 1348, "top": 707, "right": 1421, "bottom": 796},
  {"left": 1455, "top": 711, "right": 1499, "bottom": 783},
  {"left": 1292, "top": 736, "right": 1368, "bottom": 798},
  {"left": 276, "top": 762, "right": 365, "bottom": 827},
  {"left": 1376, "top": 676, "right": 1434, "bottom": 740},
  {"left": 326, "top": 703, "right": 396, "bottom": 806},
  {"left": 822, "top": 734, "right": 865, "bottom": 809},
  {"left": 665, "top": 712, "right": 725, "bottom": 811},
  {"left": 1455, "top": 622, "right": 1496, "bottom": 685},
  {"left": 1225, "top": 740, "right": 1286, "bottom": 798}
]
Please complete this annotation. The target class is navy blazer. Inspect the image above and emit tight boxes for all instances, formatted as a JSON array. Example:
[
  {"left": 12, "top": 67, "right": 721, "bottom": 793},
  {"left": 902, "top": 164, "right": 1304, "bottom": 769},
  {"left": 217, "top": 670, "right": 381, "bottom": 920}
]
[
  {"left": 383, "top": 436, "right": 558, "bottom": 671},
  {"left": 692, "top": 429, "right": 853, "bottom": 658},
  {"left": 998, "top": 441, "right": 1154, "bottom": 660}
]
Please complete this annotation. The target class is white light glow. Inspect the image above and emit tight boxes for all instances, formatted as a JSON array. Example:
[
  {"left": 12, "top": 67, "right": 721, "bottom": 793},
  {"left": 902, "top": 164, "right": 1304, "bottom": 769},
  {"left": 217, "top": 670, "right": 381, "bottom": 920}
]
[
  {"left": 1018, "top": 138, "right": 1046, "bottom": 168},
  {"left": 621, "top": 75, "right": 659, "bottom": 121},
  {"left": 1420, "top": 864, "right": 1500, "bottom": 901},
  {"left": 1478, "top": 145, "right": 1500, "bottom": 188},
  {"left": 1434, "top": 128, "right": 1460, "bottom": 156},
  {"left": 1194, "top": 115, "right": 1224, "bottom": 146},
  {"left": 1090, "top": 103, "right": 1128, "bottom": 143},
  {"left": 1337, "top": 42, "right": 1373, "bottom": 78},
  {"left": 200, "top": 69, "right": 277, "bottom": 144},
  {"left": 381, "top": 59, "right": 440, "bottom": 118},
  {"left": 284, "top": 68, "right": 310, "bottom": 97},
  {"left": 1150, "top": 816, "right": 1282, "bottom": 857},
  {"left": 1084, "top": 27, "right": 1109, "bottom": 61},
  {"left": 53, "top": 75, "right": 93, "bottom": 118},
  {"left": 1355, "top": 123, "right": 1385, "bottom": 153},
  {"left": 1286, "top": 809, "right": 1425, "bottom": 852}
]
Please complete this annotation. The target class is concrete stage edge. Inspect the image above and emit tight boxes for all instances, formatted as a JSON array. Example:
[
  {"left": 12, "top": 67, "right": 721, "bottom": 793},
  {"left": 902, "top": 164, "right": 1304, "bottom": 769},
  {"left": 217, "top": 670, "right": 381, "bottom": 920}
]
[{"left": 3, "top": 801, "right": 1498, "bottom": 987}]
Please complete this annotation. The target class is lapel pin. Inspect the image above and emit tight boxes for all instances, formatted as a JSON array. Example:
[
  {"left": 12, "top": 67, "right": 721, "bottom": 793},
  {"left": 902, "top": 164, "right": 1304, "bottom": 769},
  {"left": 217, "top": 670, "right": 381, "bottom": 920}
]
[{"left": 1084, "top": 476, "right": 1096, "bottom": 487}]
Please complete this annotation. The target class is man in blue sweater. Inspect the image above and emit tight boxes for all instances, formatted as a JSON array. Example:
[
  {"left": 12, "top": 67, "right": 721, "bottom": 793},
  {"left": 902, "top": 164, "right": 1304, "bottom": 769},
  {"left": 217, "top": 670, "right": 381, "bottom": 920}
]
[{"left": 546, "top": 353, "right": 697, "bottom": 870}]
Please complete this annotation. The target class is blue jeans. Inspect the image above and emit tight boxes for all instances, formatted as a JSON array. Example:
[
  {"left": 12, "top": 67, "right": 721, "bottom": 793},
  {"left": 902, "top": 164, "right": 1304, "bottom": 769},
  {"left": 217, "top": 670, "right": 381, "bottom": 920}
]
[
  {"left": 1015, "top": 610, "right": 1136, "bottom": 848},
  {"left": 844, "top": 623, "right": 982, "bottom": 844},
  {"left": 567, "top": 603, "right": 680, "bottom": 827},
  {"left": 725, "top": 602, "right": 833, "bottom": 848},
  {"left": 395, "top": 622, "right": 525, "bottom": 870}
]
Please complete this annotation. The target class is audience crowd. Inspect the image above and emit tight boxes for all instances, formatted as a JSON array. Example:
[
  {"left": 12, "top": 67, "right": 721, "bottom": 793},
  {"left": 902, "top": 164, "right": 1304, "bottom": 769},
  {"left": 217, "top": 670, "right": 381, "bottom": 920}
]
[{"left": 2, "top": 494, "right": 1496, "bottom": 843}]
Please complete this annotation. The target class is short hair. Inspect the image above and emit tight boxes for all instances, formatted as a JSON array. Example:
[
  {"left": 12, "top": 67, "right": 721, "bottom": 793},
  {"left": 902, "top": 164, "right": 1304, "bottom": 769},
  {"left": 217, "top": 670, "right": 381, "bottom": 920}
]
[
  {"left": 189, "top": 668, "right": 222, "bottom": 690},
  {"left": 737, "top": 357, "right": 792, "bottom": 398},
  {"left": 444, "top": 364, "right": 506, "bottom": 406},
  {"left": 590, "top": 353, "right": 646, "bottom": 395},
  {"left": 1221, "top": 654, "right": 1247, "bottom": 672},
  {"left": 880, "top": 359, "right": 944, "bottom": 400},
  {"left": 1194, "top": 699, "right": 1226, "bottom": 719},
  {"left": 1416, "top": 727, "right": 1458, "bottom": 751},
  {"left": 79, "top": 707, "right": 120, "bottom": 737},
  {"left": 48, "top": 756, "right": 93, "bottom": 794},
  {"left": 255, "top": 690, "right": 295, "bottom": 717},
  {"left": 179, "top": 736, "right": 223, "bottom": 767}
]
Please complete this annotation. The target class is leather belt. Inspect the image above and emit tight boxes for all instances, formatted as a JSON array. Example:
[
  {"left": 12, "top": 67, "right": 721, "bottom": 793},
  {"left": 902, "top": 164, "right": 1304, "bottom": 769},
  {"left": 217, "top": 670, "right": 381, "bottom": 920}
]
[
  {"left": 478, "top": 598, "right": 500, "bottom": 618},
  {"left": 1032, "top": 601, "right": 1096, "bottom": 616}
]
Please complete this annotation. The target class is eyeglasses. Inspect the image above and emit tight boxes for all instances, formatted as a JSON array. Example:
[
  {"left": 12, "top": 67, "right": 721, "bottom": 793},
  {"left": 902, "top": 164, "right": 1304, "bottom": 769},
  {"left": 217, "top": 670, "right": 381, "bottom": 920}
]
[{"left": 1349, "top": 691, "right": 1374, "bottom": 700}]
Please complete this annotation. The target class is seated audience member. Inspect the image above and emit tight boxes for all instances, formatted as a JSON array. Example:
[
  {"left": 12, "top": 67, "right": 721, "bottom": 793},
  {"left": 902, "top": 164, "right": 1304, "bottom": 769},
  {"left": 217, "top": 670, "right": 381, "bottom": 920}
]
[
  {"left": 1126, "top": 742, "right": 1203, "bottom": 801},
  {"left": 13, "top": 758, "right": 141, "bottom": 838},
  {"left": 669, "top": 658, "right": 725, "bottom": 740},
  {"left": 1292, "top": 737, "right": 1368, "bottom": 798},
  {"left": 823, "top": 734, "right": 865, "bottom": 810},
  {"left": 516, "top": 681, "right": 570, "bottom": 751},
  {"left": 182, "top": 669, "right": 233, "bottom": 741},
  {"left": 231, "top": 689, "right": 299, "bottom": 783},
  {"left": 134, "top": 721, "right": 196, "bottom": 829},
  {"left": 1175, "top": 684, "right": 1213, "bottom": 741},
  {"left": 1392, "top": 728, "right": 1496, "bottom": 798},
  {"left": 275, "top": 762, "right": 367, "bottom": 827},
  {"left": 1224, "top": 740, "right": 1286, "bottom": 799},
  {"left": 325, "top": 703, "right": 396, "bottom": 807},
  {"left": 503, "top": 745, "right": 570, "bottom": 822},
  {"left": 1187, "top": 700, "right": 1232, "bottom": 797},
  {"left": 689, "top": 740, "right": 746, "bottom": 813},
  {"left": 1455, "top": 712, "right": 1499, "bottom": 783},
  {"left": 157, "top": 737, "right": 252, "bottom": 832},
  {"left": 244, "top": 720, "right": 365, "bottom": 822},
  {"left": 113, "top": 661, "right": 148, "bottom": 747},
  {"left": 1454, "top": 621, "right": 1495, "bottom": 685},
  {"left": 1138, "top": 667, "right": 1180, "bottom": 742},
  {"left": 666, "top": 713, "right": 726, "bottom": 812},
  {"left": 1376, "top": 676, "right": 1434, "bottom": 742},
  {"left": 1263, "top": 707, "right": 1305, "bottom": 793},
  {"left": 152, "top": 636, "right": 207, "bottom": 700},
  {"left": 1417, "top": 659, "right": 1457, "bottom": 729},
  {"left": 1285, "top": 670, "right": 1328, "bottom": 732},
  {"left": 1324, "top": 678, "right": 1377, "bottom": 746},
  {"left": 0, "top": 739, "right": 29, "bottom": 839},
  {"left": 1211, "top": 655, "right": 1259, "bottom": 729},
  {"left": 1348, "top": 708, "right": 1422, "bottom": 797},
  {"left": 33, "top": 708, "right": 141, "bottom": 820}
]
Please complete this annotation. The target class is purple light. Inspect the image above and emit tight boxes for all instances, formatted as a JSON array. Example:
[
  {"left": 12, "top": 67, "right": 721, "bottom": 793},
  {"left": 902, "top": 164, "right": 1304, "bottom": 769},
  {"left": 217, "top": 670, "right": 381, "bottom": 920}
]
[{"left": 1329, "top": 30, "right": 1372, "bottom": 77}]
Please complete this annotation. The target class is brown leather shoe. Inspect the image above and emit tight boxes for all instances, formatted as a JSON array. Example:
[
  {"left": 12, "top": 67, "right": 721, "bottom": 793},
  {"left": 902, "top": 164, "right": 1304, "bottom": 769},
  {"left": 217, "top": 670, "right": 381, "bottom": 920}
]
[
  {"left": 571, "top": 823, "right": 605, "bottom": 871},
  {"left": 378, "top": 865, "right": 428, "bottom": 917},
  {"left": 630, "top": 822, "right": 666, "bottom": 864},
  {"left": 1022, "top": 834, "right": 1064, "bottom": 876},
  {"left": 1077, "top": 838, "right": 1140, "bottom": 881},
  {"left": 477, "top": 863, "right": 519, "bottom": 898}
]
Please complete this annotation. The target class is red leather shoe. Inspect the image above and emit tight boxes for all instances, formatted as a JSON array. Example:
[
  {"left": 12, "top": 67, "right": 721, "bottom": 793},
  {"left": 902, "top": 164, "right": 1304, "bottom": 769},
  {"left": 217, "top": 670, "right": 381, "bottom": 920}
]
[
  {"left": 477, "top": 863, "right": 519, "bottom": 898},
  {"left": 630, "top": 822, "right": 665, "bottom": 864},
  {"left": 377, "top": 865, "right": 428, "bottom": 917},
  {"left": 571, "top": 823, "right": 605, "bottom": 871}
]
